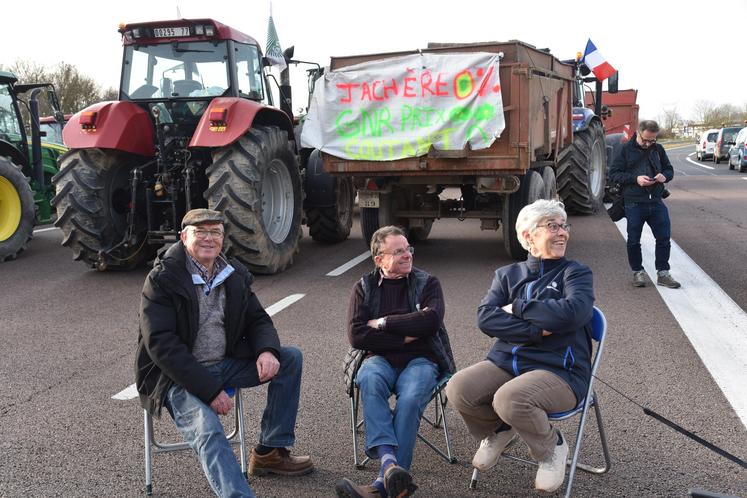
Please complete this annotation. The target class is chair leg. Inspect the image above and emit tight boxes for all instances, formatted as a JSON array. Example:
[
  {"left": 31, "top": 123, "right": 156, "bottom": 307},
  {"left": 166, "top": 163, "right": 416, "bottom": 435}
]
[
  {"left": 438, "top": 391, "right": 457, "bottom": 463},
  {"left": 350, "top": 395, "right": 367, "bottom": 469},
  {"left": 143, "top": 410, "right": 153, "bottom": 496},
  {"left": 469, "top": 468, "right": 479, "bottom": 490},
  {"left": 236, "top": 391, "right": 248, "bottom": 478}
]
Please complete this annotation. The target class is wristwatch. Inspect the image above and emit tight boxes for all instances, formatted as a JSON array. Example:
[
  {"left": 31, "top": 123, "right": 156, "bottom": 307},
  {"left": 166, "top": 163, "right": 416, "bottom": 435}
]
[{"left": 377, "top": 317, "right": 387, "bottom": 330}]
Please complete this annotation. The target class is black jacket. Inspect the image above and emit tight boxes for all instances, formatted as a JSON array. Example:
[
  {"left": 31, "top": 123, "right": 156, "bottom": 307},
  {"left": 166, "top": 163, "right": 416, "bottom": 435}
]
[
  {"left": 608, "top": 133, "right": 673, "bottom": 202},
  {"left": 135, "top": 242, "right": 280, "bottom": 416},
  {"left": 477, "top": 256, "right": 594, "bottom": 403}
]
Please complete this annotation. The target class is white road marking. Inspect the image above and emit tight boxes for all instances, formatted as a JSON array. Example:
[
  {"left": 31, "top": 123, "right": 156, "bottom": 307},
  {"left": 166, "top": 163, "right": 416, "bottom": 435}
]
[
  {"left": 111, "top": 384, "right": 139, "bottom": 401},
  {"left": 326, "top": 251, "right": 371, "bottom": 277},
  {"left": 613, "top": 218, "right": 747, "bottom": 428},
  {"left": 685, "top": 156, "right": 715, "bottom": 170},
  {"left": 264, "top": 293, "right": 305, "bottom": 317},
  {"left": 112, "top": 293, "right": 306, "bottom": 401},
  {"left": 33, "top": 227, "right": 59, "bottom": 233}
]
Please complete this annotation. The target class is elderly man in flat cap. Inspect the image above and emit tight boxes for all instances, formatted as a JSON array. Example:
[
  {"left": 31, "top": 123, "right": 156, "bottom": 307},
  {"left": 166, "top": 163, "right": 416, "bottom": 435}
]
[{"left": 135, "top": 208, "right": 313, "bottom": 498}]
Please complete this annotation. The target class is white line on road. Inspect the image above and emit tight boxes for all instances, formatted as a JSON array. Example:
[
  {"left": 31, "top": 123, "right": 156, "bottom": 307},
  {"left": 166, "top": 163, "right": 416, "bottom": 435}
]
[
  {"left": 685, "top": 156, "right": 715, "bottom": 170},
  {"left": 112, "top": 293, "right": 306, "bottom": 400},
  {"left": 613, "top": 219, "right": 747, "bottom": 428},
  {"left": 326, "top": 251, "right": 371, "bottom": 277},
  {"left": 264, "top": 293, "right": 306, "bottom": 317},
  {"left": 33, "top": 227, "right": 59, "bottom": 233}
]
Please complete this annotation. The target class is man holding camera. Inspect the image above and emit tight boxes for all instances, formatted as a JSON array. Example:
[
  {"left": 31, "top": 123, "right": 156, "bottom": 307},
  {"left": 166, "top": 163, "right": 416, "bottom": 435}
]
[{"left": 609, "top": 120, "right": 681, "bottom": 289}]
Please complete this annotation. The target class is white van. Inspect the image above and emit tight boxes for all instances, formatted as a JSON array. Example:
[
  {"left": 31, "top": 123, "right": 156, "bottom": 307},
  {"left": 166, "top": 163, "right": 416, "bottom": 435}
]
[{"left": 696, "top": 129, "right": 719, "bottom": 161}]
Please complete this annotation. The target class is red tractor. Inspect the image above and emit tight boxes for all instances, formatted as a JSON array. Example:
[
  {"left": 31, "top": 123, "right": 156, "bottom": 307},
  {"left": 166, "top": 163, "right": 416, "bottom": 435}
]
[{"left": 53, "top": 19, "right": 350, "bottom": 273}]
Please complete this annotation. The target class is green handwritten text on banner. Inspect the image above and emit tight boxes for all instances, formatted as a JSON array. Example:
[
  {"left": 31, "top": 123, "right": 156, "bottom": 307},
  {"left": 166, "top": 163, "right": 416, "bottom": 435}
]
[{"left": 300, "top": 52, "right": 505, "bottom": 161}]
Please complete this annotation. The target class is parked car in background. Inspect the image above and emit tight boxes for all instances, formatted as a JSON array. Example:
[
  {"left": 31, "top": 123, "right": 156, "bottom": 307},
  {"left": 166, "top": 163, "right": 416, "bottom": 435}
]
[
  {"left": 728, "top": 127, "right": 747, "bottom": 173},
  {"left": 714, "top": 126, "right": 743, "bottom": 164},
  {"left": 696, "top": 128, "right": 719, "bottom": 161}
]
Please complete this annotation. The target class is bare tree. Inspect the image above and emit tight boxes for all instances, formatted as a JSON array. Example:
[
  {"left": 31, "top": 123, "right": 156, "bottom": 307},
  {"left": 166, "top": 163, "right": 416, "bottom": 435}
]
[
  {"left": 692, "top": 100, "right": 717, "bottom": 126},
  {"left": 6, "top": 59, "right": 112, "bottom": 115},
  {"left": 660, "top": 106, "right": 681, "bottom": 137}
]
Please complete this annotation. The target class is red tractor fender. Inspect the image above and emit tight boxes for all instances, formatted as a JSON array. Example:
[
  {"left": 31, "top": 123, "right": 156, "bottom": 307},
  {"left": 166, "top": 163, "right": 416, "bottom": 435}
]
[
  {"left": 63, "top": 101, "right": 156, "bottom": 156},
  {"left": 190, "top": 97, "right": 294, "bottom": 149}
]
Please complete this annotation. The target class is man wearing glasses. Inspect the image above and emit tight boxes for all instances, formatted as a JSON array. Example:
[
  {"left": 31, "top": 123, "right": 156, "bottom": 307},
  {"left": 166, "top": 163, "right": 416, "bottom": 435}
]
[
  {"left": 135, "top": 209, "right": 313, "bottom": 498},
  {"left": 609, "top": 120, "right": 681, "bottom": 289},
  {"left": 335, "top": 226, "right": 455, "bottom": 498}
]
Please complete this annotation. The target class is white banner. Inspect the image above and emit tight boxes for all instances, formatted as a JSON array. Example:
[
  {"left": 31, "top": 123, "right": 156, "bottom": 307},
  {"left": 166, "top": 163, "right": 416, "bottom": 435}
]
[{"left": 301, "top": 52, "right": 505, "bottom": 161}]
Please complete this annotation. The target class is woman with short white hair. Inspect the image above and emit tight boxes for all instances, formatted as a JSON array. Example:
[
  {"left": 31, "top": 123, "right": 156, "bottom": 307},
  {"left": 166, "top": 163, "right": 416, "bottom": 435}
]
[{"left": 446, "top": 198, "right": 595, "bottom": 493}]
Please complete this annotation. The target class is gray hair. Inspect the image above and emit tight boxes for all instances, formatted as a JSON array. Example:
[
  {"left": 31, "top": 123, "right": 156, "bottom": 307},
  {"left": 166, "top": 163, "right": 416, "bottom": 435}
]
[
  {"left": 638, "top": 120, "right": 660, "bottom": 134},
  {"left": 370, "top": 225, "right": 407, "bottom": 257},
  {"left": 515, "top": 199, "right": 567, "bottom": 250}
]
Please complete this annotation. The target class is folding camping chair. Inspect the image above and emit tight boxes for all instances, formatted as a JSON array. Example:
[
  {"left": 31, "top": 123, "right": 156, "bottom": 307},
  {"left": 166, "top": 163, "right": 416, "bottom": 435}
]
[
  {"left": 142, "top": 388, "right": 248, "bottom": 496},
  {"left": 469, "top": 306, "right": 611, "bottom": 498},
  {"left": 344, "top": 350, "right": 457, "bottom": 469}
]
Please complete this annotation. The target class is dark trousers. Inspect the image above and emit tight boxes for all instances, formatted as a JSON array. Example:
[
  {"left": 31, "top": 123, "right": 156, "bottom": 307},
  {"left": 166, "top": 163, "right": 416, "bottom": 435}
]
[{"left": 624, "top": 199, "right": 671, "bottom": 272}]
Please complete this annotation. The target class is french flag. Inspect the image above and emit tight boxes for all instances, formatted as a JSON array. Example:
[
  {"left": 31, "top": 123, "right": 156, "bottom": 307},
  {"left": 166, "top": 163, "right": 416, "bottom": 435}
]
[{"left": 582, "top": 39, "right": 616, "bottom": 81}]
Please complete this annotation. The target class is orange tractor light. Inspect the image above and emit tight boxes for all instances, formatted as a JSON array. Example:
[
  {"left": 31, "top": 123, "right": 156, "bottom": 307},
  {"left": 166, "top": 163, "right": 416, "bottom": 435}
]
[
  {"left": 80, "top": 111, "right": 98, "bottom": 130},
  {"left": 209, "top": 107, "right": 228, "bottom": 131}
]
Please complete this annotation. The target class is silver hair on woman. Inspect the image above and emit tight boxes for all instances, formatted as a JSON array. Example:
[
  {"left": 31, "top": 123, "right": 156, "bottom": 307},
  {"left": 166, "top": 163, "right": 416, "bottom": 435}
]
[{"left": 515, "top": 199, "right": 567, "bottom": 250}]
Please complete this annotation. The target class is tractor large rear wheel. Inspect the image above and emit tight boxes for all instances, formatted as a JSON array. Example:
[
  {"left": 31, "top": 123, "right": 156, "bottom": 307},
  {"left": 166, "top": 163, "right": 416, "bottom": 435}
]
[
  {"left": 0, "top": 156, "right": 35, "bottom": 262},
  {"left": 557, "top": 120, "right": 606, "bottom": 214},
  {"left": 52, "top": 149, "right": 154, "bottom": 270},
  {"left": 206, "top": 125, "right": 302, "bottom": 274}
]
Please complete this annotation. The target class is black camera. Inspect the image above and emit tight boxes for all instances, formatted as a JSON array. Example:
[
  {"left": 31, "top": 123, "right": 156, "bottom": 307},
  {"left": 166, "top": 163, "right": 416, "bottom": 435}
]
[{"left": 662, "top": 188, "right": 671, "bottom": 199}]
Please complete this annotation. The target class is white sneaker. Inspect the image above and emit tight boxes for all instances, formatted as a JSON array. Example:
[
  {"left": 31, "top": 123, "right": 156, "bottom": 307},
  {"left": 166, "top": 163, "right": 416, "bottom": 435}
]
[
  {"left": 472, "top": 428, "right": 516, "bottom": 470},
  {"left": 535, "top": 431, "right": 568, "bottom": 492}
]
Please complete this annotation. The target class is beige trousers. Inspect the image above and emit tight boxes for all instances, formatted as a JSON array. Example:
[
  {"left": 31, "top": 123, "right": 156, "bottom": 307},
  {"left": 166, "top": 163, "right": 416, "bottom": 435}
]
[{"left": 446, "top": 360, "right": 576, "bottom": 461}]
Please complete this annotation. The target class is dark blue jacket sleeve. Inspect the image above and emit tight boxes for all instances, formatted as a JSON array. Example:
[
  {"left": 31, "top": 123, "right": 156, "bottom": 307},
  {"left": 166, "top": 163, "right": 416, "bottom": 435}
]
[
  {"left": 511, "top": 264, "right": 594, "bottom": 334},
  {"left": 658, "top": 145, "right": 674, "bottom": 182},
  {"left": 477, "top": 270, "right": 544, "bottom": 345},
  {"left": 609, "top": 147, "right": 636, "bottom": 185}
]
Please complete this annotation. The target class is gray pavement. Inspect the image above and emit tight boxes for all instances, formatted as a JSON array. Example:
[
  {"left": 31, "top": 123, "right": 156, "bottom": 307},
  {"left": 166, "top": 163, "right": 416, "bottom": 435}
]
[{"left": 1, "top": 149, "right": 745, "bottom": 497}]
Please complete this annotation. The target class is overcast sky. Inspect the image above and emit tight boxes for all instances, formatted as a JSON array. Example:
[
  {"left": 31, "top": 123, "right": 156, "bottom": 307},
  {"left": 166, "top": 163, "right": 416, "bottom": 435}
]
[{"left": 3, "top": 0, "right": 745, "bottom": 122}]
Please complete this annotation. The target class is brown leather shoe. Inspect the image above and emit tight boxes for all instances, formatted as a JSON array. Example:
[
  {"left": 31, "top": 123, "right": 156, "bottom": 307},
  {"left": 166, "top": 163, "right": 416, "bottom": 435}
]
[
  {"left": 384, "top": 465, "right": 418, "bottom": 498},
  {"left": 334, "top": 478, "right": 381, "bottom": 498},
  {"left": 248, "top": 447, "right": 314, "bottom": 476}
]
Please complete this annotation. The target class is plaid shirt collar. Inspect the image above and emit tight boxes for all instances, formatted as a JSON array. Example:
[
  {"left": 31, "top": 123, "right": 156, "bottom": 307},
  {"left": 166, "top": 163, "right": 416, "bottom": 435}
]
[{"left": 185, "top": 251, "right": 233, "bottom": 294}]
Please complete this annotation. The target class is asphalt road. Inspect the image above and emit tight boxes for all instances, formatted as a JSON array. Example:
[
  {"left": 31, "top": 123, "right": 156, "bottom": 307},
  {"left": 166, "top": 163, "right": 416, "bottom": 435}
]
[{"left": 1, "top": 147, "right": 745, "bottom": 497}]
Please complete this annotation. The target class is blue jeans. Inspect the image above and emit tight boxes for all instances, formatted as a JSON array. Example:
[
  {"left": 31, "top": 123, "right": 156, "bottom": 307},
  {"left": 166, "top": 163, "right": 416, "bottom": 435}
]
[
  {"left": 625, "top": 200, "right": 671, "bottom": 272},
  {"left": 165, "top": 346, "right": 303, "bottom": 498},
  {"left": 356, "top": 355, "right": 438, "bottom": 470}
]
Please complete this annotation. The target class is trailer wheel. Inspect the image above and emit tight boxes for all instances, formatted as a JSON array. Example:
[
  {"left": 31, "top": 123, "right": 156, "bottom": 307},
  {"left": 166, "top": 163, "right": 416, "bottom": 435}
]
[
  {"left": 51, "top": 149, "right": 154, "bottom": 270},
  {"left": 307, "top": 176, "right": 354, "bottom": 243},
  {"left": 503, "top": 170, "right": 544, "bottom": 260},
  {"left": 207, "top": 125, "right": 302, "bottom": 274},
  {"left": 408, "top": 220, "right": 433, "bottom": 242},
  {"left": 0, "top": 156, "right": 35, "bottom": 262},
  {"left": 557, "top": 120, "right": 606, "bottom": 214},
  {"left": 541, "top": 166, "right": 557, "bottom": 200}
]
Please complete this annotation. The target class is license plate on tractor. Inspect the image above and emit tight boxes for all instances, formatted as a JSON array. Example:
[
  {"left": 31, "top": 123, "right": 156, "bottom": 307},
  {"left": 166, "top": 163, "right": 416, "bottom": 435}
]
[{"left": 153, "top": 27, "right": 190, "bottom": 38}]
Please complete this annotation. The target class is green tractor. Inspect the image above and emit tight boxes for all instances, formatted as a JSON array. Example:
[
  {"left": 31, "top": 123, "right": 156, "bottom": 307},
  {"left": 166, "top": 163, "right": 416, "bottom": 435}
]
[{"left": 0, "top": 70, "right": 66, "bottom": 261}]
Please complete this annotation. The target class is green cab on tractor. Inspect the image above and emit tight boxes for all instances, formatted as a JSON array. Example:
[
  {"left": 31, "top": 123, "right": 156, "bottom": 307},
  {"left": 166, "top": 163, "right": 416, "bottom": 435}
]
[{"left": 0, "top": 70, "right": 66, "bottom": 262}]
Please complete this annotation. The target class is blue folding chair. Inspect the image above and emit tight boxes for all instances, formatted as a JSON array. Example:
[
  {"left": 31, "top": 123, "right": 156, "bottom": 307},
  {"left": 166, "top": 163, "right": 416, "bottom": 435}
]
[{"left": 469, "top": 306, "right": 611, "bottom": 498}]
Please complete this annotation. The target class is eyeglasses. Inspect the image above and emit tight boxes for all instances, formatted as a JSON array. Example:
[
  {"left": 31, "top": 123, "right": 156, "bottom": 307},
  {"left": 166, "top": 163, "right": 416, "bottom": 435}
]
[
  {"left": 378, "top": 246, "right": 415, "bottom": 257},
  {"left": 536, "top": 222, "right": 571, "bottom": 233},
  {"left": 187, "top": 227, "right": 225, "bottom": 239},
  {"left": 639, "top": 135, "right": 657, "bottom": 145}
]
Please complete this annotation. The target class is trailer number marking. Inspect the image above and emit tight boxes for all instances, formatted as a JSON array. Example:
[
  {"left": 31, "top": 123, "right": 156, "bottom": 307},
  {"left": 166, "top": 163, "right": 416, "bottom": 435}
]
[{"left": 358, "top": 191, "right": 380, "bottom": 208}]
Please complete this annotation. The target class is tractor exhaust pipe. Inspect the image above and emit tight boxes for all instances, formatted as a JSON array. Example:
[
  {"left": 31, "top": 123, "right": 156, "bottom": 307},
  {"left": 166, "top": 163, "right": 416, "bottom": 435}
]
[{"left": 29, "top": 88, "right": 44, "bottom": 188}]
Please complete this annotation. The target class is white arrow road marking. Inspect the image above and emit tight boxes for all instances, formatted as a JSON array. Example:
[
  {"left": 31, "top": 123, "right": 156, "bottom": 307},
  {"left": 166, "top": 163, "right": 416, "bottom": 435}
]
[
  {"left": 112, "top": 293, "right": 306, "bottom": 400},
  {"left": 326, "top": 251, "right": 371, "bottom": 277},
  {"left": 614, "top": 218, "right": 747, "bottom": 428}
]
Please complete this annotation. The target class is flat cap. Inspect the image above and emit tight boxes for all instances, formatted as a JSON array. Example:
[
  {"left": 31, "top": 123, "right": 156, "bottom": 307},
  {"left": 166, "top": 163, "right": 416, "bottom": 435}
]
[{"left": 181, "top": 208, "right": 224, "bottom": 229}]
